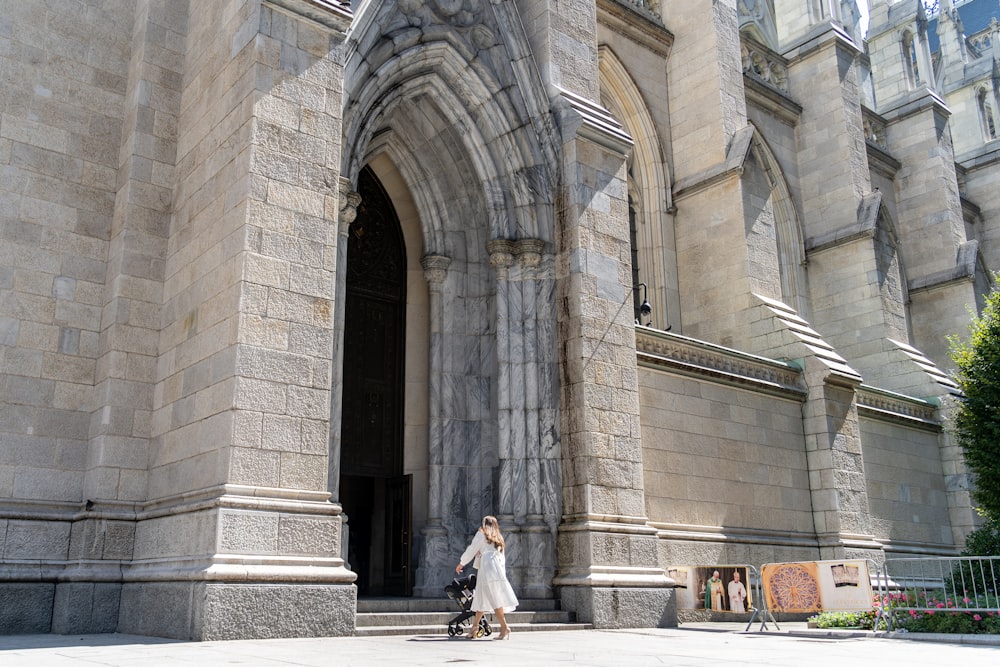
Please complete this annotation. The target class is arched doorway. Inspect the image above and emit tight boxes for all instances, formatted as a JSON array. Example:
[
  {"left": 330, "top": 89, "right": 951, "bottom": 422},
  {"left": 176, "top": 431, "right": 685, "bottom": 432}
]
[{"left": 340, "top": 165, "right": 411, "bottom": 597}]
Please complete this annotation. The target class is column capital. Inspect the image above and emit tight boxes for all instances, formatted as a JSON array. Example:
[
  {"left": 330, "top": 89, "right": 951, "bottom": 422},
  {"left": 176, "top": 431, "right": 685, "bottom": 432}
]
[
  {"left": 421, "top": 253, "right": 451, "bottom": 283},
  {"left": 486, "top": 239, "right": 516, "bottom": 269},
  {"left": 514, "top": 238, "right": 545, "bottom": 268},
  {"left": 338, "top": 177, "right": 361, "bottom": 225}
]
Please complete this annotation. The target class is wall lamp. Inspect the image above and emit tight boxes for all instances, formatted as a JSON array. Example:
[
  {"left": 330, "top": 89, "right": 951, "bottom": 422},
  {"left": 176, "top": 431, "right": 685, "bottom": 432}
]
[{"left": 634, "top": 283, "right": 652, "bottom": 324}]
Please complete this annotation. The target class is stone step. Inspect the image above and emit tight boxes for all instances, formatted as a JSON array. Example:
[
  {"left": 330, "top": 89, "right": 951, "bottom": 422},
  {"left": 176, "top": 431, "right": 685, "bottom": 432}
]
[
  {"left": 356, "top": 597, "right": 559, "bottom": 613},
  {"left": 356, "top": 609, "right": 573, "bottom": 627},
  {"left": 354, "top": 597, "right": 591, "bottom": 637},
  {"left": 354, "top": 621, "right": 593, "bottom": 637}
]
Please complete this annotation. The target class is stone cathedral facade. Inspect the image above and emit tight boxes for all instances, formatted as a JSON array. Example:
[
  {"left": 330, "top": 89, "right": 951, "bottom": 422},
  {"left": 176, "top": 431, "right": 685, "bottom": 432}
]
[{"left": 2, "top": 0, "right": 999, "bottom": 639}]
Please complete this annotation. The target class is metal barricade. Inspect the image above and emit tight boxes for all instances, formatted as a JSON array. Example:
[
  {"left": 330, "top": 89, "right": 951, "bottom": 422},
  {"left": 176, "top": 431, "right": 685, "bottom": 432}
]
[{"left": 880, "top": 556, "right": 1000, "bottom": 631}]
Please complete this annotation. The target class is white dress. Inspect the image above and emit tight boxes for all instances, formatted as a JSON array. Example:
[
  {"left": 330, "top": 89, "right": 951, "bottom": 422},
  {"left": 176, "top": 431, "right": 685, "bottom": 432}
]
[{"left": 459, "top": 530, "right": 519, "bottom": 613}]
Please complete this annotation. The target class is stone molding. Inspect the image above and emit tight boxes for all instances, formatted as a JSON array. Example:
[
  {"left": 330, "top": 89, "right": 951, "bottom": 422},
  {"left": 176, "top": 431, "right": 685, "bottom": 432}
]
[
  {"left": 635, "top": 326, "right": 806, "bottom": 398},
  {"left": 743, "top": 73, "right": 803, "bottom": 126},
  {"left": 650, "top": 522, "right": 824, "bottom": 549},
  {"left": 856, "top": 385, "right": 941, "bottom": 430},
  {"left": 263, "top": 0, "right": 352, "bottom": 32},
  {"left": 805, "top": 190, "right": 881, "bottom": 255},
  {"left": 907, "top": 239, "right": 978, "bottom": 294},
  {"left": 672, "top": 125, "right": 755, "bottom": 200},
  {"left": 597, "top": 0, "right": 673, "bottom": 58}
]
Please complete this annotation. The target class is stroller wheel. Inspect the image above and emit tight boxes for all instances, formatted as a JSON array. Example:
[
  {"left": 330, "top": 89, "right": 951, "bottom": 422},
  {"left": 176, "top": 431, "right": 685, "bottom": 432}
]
[
  {"left": 481, "top": 619, "right": 492, "bottom": 636},
  {"left": 447, "top": 626, "right": 456, "bottom": 637}
]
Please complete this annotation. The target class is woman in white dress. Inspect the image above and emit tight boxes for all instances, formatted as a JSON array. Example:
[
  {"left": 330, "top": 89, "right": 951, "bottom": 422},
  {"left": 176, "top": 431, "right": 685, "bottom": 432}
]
[{"left": 455, "top": 515, "right": 518, "bottom": 639}]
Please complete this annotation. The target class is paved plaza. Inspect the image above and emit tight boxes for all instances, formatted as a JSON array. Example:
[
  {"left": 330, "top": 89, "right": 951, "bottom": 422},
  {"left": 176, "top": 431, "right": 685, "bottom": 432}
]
[{"left": 1, "top": 626, "right": 998, "bottom": 667}]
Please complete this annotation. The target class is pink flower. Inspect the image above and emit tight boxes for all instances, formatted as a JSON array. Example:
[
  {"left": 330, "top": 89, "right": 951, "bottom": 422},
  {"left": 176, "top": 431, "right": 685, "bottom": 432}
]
[
  {"left": 974, "top": 614, "right": 982, "bottom": 621},
  {"left": 963, "top": 597, "right": 971, "bottom": 604},
  {"left": 909, "top": 610, "right": 917, "bottom": 617},
  {"left": 937, "top": 602, "right": 946, "bottom": 608}
]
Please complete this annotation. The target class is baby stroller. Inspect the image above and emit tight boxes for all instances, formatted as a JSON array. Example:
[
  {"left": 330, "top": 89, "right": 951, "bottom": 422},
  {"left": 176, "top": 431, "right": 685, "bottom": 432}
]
[{"left": 444, "top": 574, "right": 493, "bottom": 638}]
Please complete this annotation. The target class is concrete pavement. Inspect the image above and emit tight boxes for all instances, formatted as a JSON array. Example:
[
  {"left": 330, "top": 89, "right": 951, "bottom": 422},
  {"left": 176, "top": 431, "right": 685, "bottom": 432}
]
[{"left": 1, "top": 625, "right": 999, "bottom": 667}]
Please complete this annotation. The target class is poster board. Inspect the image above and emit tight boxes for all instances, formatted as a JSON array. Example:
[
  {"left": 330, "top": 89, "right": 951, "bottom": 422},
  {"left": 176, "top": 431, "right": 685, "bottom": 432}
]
[
  {"left": 668, "top": 565, "right": 752, "bottom": 612},
  {"left": 761, "top": 559, "right": 873, "bottom": 613}
]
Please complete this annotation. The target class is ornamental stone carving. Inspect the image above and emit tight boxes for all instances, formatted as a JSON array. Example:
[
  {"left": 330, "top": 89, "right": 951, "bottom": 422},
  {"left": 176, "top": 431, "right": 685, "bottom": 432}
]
[
  {"left": 421, "top": 254, "right": 451, "bottom": 283},
  {"left": 338, "top": 177, "right": 361, "bottom": 225},
  {"left": 514, "top": 238, "right": 545, "bottom": 268},
  {"left": 487, "top": 239, "right": 516, "bottom": 269},
  {"left": 399, "top": 0, "right": 487, "bottom": 30}
]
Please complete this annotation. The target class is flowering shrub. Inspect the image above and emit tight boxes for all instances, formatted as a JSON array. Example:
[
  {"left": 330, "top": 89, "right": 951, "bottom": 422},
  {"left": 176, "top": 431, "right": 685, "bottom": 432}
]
[
  {"left": 893, "top": 589, "right": 1000, "bottom": 634},
  {"left": 808, "top": 590, "right": 1000, "bottom": 634}
]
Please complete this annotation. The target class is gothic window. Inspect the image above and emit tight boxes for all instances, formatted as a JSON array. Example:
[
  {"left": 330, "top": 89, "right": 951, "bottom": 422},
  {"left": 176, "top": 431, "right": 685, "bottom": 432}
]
[{"left": 977, "top": 87, "right": 998, "bottom": 142}]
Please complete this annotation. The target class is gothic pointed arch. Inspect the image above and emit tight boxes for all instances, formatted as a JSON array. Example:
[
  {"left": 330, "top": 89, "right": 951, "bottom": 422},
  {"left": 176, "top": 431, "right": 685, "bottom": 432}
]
[
  {"left": 743, "top": 125, "right": 810, "bottom": 317},
  {"left": 338, "top": 0, "right": 564, "bottom": 599},
  {"left": 598, "top": 45, "right": 677, "bottom": 329},
  {"left": 342, "top": 0, "right": 560, "bottom": 252}
]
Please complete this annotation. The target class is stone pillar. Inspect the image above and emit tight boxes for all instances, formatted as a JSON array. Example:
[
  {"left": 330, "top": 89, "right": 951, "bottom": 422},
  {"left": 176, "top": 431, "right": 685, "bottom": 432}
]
[
  {"left": 881, "top": 94, "right": 975, "bottom": 369},
  {"left": 514, "top": 239, "right": 559, "bottom": 598},
  {"left": 58, "top": 0, "right": 185, "bottom": 635},
  {"left": 412, "top": 253, "right": 452, "bottom": 597},
  {"left": 328, "top": 178, "right": 361, "bottom": 504},
  {"left": 115, "top": 0, "right": 359, "bottom": 640},
  {"left": 782, "top": 19, "right": 870, "bottom": 239},
  {"left": 552, "top": 90, "right": 674, "bottom": 628},
  {"left": 748, "top": 296, "right": 879, "bottom": 560},
  {"left": 489, "top": 239, "right": 517, "bottom": 526}
]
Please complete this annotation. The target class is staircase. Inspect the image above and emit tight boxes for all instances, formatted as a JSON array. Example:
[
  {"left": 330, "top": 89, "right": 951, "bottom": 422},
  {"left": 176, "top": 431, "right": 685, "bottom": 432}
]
[{"left": 355, "top": 597, "right": 592, "bottom": 636}]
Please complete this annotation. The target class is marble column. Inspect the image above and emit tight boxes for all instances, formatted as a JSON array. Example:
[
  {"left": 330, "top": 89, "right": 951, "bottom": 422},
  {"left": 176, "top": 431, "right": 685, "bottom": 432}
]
[
  {"left": 413, "top": 253, "right": 452, "bottom": 597},
  {"left": 513, "top": 238, "right": 557, "bottom": 598},
  {"left": 488, "top": 239, "right": 517, "bottom": 528}
]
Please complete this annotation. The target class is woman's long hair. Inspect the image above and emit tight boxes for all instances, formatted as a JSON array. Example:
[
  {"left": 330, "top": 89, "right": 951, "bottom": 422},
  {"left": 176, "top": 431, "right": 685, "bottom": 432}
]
[{"left": 481, "top": 515, "right": 505, "bottom": 552}]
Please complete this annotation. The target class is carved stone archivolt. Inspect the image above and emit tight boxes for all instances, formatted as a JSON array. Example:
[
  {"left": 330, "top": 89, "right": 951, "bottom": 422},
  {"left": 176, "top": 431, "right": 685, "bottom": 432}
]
[{"left": 399, "top": 0, "right": 489, "bottom": 31}]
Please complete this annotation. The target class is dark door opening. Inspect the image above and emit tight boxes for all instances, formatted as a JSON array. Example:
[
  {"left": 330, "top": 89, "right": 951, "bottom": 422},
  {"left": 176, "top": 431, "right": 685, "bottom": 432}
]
[{"left": 340, "top": 166, "right": 411, "bottom": 597}]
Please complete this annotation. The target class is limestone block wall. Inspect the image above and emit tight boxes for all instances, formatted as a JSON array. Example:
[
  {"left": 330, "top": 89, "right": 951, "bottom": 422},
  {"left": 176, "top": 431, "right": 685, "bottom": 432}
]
[
  {"left": 636, "top": 341, "right": 817, "bottom": 567},
  {"left": 0, "top": 1, "right": 134, "bottom": 504},
  {"left": 860, "top": 415, "right": 954, "bottom": 549},
  {"left": 0, "top": 0, "right": 135, "bottom": 635}
]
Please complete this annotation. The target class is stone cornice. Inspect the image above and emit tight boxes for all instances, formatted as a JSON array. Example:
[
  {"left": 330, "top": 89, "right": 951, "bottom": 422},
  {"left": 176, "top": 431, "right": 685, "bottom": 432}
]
[
  {"left": 263, "top": 0, "right": 352, "bottom": 33},
  {"left": 635, "top": 327, "right": 806, "bottom": 399},
  {"left": 856, "top": 385, "right": 942, "bottom": 431},
  {"left": 597, "top": 0, "right": 673, "bottom": 58},
  {"left": 877, "top": 86, "right": 952, "bottom": 124},
  {"left": 744, "top": 74, "right": 802, "bottom": 126}
]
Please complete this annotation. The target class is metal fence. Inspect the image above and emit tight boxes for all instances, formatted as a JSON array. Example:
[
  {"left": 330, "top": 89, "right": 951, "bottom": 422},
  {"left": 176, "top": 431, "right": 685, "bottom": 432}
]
[{"left": 879, "top": 556, "right": 1000, "bottom": 631}]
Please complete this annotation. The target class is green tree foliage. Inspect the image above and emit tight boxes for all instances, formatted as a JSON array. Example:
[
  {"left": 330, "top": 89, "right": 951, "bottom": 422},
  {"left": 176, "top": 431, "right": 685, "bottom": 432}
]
[
  {"left": 961, "top": 515, "right": 1000, "bottom": 557},
  {"left": 950, "top": 288, "right": 1000, "bottom": 526}
]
